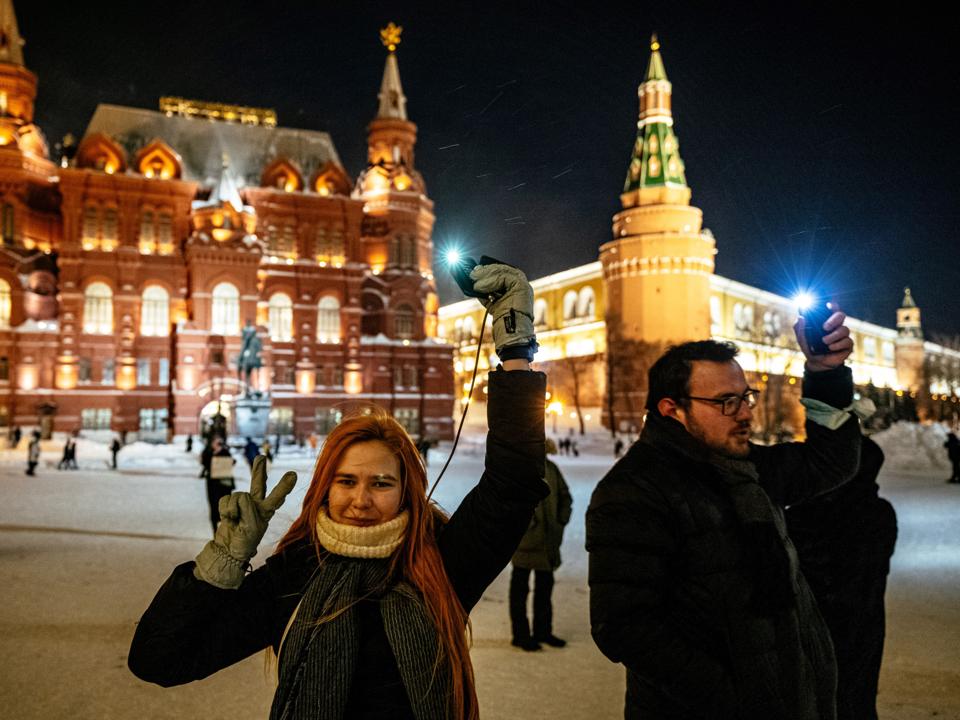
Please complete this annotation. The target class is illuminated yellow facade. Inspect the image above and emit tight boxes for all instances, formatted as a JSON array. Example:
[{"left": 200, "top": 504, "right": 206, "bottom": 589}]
[{"left": 439, "top": 38, "right": 960, "bottom": 431}]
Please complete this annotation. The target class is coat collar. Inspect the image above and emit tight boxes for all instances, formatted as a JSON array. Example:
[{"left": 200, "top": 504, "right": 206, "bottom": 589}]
[{"left": 640, "top": 412, "right": 713, "bottom": 465}]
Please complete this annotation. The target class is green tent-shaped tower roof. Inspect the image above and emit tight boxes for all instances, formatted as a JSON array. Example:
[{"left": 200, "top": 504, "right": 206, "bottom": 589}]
[{"left": 623, "top": 35, "right": 687, "bottom": 193}]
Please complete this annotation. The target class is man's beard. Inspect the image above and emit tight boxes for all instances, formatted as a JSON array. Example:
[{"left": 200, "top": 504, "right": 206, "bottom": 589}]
[{"left": 686, "top": 415, "right": 752, "bottom": 459}]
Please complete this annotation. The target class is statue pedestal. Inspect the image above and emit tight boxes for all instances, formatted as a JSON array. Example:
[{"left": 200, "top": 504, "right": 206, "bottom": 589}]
[{"left": 235, "top": 393, "right": 271, "bottom": 440}]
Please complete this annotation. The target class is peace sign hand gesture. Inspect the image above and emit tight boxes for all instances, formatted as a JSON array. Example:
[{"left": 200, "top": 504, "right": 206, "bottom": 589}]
[{"left": 194, "top": 455, "right": 298, "bottom": 589}]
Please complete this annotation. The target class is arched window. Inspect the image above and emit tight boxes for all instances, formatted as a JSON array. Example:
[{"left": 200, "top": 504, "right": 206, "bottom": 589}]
[
  {"left": 157, "top": 211, "right": 174, "bottom": 254},
  {"left": 562, "top": 290, "right": 578, "bottom": 321},
  {"left": 710, "top": 296, "right": 722, "bottom": 336},
  {"left": 101, "top": 207, "right": 118, "bottom": 246},
  {"left": 211, "top": 282, "right": 240, "bottom": 335},
  {"left": 82, "top": 205, "right": 99, "bottom": 248},
  {"left": 268, "top": 293, "right": 293, "bottom": 341},
  {"left": 762, "top": 310, "right": 782, "bottom": 342},
  {"left": 461, "top": 316, "right": 476, "bottom": 344},
  {"left": 316, "top": 296, "right": 341, "bottom": 342},
  {"left": 281, "top": 223, "right": 296, "bottom": 257},
  {"left": 0, "top": 278, "right": 11, "bottom": 327},
  {"left": 401, "top": 236, "right": 417, "bottom": 267},
  {"left": 733, "top": 303, "right": 753, "bottom": 338},
  {"left": 533, "top": 298, "right": 548, "bottom": 328},
  {"left": 267, "top": 223, "right": 296, "bottom": 258},
  {"left": 140, "top": 210, "right": 156, "bottom": 254},
  {"left": 577, "top": 286, "right": 596, "bottom": 319},
  {"left": 395, "top": 304, "right": 415, "bottom": 339},
  {"left": 140, "top": 285, "right": 170, "bottom": 337},
  {"left": 83, "top": 282, "right": 113, "bottom": 334},
  {"left": 315, "top": 226, "right": 346, "bottom": 265}
]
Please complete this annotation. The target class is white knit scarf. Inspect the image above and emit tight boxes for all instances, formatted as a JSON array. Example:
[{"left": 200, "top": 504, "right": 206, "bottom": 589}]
[{"left": 315, "top": 508, "right": 409, "bottom": 559}]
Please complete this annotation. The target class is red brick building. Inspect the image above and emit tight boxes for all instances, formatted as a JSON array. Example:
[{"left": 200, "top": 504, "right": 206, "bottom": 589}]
[{"left": 0, "top": 9, "right": 453, "bottom": 442}]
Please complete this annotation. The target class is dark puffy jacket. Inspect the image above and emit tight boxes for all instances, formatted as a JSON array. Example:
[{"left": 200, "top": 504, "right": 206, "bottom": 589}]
[
  {"left": 586, "top": 366, "right": 860, "bottom": 720},
  {"left": 512, "top": 458, "right": 572, "bottom": 571}
]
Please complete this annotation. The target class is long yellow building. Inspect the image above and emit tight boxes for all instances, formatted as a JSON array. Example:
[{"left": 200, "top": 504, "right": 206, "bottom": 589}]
[{"left": 439, "top": 38, "right": 959, "bottom": 435}]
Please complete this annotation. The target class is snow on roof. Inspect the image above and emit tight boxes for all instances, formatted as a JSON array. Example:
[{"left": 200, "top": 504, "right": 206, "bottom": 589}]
[{"left": 83, "top": 104, "right": 342, "bottom": 189}]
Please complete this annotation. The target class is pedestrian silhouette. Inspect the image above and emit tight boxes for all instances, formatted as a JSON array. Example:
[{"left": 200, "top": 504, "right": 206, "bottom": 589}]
[{"left": 510, "top": 438, "right": 573, "bottom": 651}]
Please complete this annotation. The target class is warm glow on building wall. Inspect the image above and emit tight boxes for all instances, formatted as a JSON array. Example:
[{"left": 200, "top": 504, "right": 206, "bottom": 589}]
[
  {"left": 117, "top": 360, "right": 136, "bottom": 390},
  {"left": 344, "top": 363, "right": 363, "bottom": 394},
  {"left": 18, "top": 365, "right": 38, "bottom": 391},
  {"left": 1, "top": 15, "right": 455, "bottom": 441},
  {"left": 179, "top": 364, "right": 197, "bottom": 392},
  {"left": 55, "top": 359, "right": 78, "bottom": 389},
  {"left": 296, "top": 368, "right": 315, "bottom": 395}
]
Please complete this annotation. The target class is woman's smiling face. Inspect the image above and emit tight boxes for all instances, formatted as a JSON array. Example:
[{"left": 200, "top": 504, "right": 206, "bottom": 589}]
[{"left": 326, "top": 440, "right": 403, "bottom": 527}]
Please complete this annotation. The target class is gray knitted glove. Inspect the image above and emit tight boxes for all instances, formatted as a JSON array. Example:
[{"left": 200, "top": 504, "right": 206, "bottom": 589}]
[
  {"left": 194, "top": 455, "right": 297, "bottom": 589},
  {"left": 469, "top": 263, "right": 536, "bottom": 356}
]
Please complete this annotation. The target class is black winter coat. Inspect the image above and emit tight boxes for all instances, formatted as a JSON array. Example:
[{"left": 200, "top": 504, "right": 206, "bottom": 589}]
[
  {"left": 586, "top": 366, "right": 861, "bottom": 720},
  {"left": 785, "top": 436, "right": 897, "bottom": 720},
  {"left": 128, "top": 369, "right": 547, "bottom": 718}
]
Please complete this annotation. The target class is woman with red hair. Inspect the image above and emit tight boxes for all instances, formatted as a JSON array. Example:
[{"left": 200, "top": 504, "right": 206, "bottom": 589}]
[{"left": 129, "top": 263, "right": 545, "bottom": 720}]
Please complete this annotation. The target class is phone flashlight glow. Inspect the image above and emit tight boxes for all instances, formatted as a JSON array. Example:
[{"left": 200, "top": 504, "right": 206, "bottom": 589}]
[
  {"left": 793, "top": 292, "right": 814, "bottom": 312},
  {"left": 444, "top": 249, "right": 461, "bottom": 266}
]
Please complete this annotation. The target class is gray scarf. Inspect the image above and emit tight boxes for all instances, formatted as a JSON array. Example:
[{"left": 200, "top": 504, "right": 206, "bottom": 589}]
[
  {"left": 270, "top": 555, "right": 449, "bottom": 720},
  {"left": 710, "top": 452, "right": 799, "bottom": 614}
]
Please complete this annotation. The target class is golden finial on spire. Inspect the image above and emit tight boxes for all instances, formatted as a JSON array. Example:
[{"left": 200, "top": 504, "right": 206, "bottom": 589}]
[
  {"left": 380, "top": 22, "right": 403, "bottom": 52},
  {"left": 650, "top": 34, "right": 660, "bottom": 52}
]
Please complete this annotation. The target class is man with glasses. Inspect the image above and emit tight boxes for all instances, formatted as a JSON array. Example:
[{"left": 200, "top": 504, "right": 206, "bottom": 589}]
[{"left": 587, "top": 308, "right": 858, "bottom": 719}]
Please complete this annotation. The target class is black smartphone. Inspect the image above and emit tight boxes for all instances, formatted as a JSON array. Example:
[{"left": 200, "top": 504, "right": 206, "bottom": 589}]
[
  {"left": 449, "top": 256, "right": 482, "bottom": 298},
  {"left": 448, "top": 255, "right": 512, "bottom": 299},
  {"left": 802, "top": 302, "right": 833, "bottom": 355}
]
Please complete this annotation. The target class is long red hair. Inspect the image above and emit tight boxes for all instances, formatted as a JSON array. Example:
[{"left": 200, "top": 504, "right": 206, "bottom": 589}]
[{"left": 275, "top": 409, "right": 478, "bottom": 720}]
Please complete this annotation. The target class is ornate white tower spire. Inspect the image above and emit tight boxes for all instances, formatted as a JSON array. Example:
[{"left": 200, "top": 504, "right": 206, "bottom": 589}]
[
  {"left": 376, "top": 22, "right": 408, "bottom": 120},
  {"left": 0, "top": 0, "right": 25, "bottom": 66}
]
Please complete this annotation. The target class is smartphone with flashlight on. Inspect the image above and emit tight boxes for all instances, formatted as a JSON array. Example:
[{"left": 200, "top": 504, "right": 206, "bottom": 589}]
[
  {"left": 446, "top": 252, "right": 510, "bottom": 300},
  {"left": 802, "top": 301, "right": 834, "bottom": 355},
  {"left": 447, "top": 253, "right": 482, "bottom": 298}
]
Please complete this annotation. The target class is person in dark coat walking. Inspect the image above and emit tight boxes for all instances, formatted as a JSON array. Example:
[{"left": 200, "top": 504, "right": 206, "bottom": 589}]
[
  {"left": 110, "top": 437, "right": 122, "bottom": 469},
  {"left": 26, "top": 430, "right": 40, "bottom": 475},
  {"left": 614, "top": 437, "right": 624, "bottom": 458},
  {"left": 243, "top": 437, "right": 260, "bottom": 468},
  {"left": 510, "top": 438, "right": 573, "bottom": 650},
  {"left": 201, "top": 436, "right": 235, "bottom": 535},
  {"left": 587, "top": 307, "right": 859, "bottom": 720},
  {"left": 128, "top": 262, "right": 546, "bottom": 720},
  {"left": 185, "top": 434, "right": 193, "bottom": 453},
  {"left": 786, "top": 417, "right": 897, "bottom": 720},
  {"left": 58, "top": 436, "right": 76, "bottom": 470},
  {"left": 944, "top": 431, "right": 960, "bottom": 483}
]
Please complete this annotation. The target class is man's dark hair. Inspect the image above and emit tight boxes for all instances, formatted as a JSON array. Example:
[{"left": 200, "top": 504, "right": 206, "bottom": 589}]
[{"left": 646, "top": 340, "right": 740, "bottom": 416}]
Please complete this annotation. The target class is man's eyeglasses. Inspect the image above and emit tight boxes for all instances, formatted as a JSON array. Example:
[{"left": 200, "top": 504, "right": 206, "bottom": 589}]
[{"left": 683, "top": 389, "right": 760, "bottom": 416}]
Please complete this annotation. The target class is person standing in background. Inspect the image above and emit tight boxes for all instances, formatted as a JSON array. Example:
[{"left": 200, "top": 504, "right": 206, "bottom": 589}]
[
  {"left": 26, "top": 431, "right": 41, "bottom": 476},
  {"left": 110, "top": 436, "right": 122, "bottom": 470},
  {"left": 510, "top": 438, "right": 573, "bottom": 651},
  {"left": 944, "top": 431, "right": 960, "bottom": 483},
  {"left": 202, "top": 436, "right": 235, "bottom": 535}
]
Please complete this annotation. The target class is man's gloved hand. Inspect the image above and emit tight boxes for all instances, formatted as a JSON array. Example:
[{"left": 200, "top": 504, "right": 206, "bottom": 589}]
[
  {"left": 469, "top": 263, "right": 537, "bottom": 358},
  {"left": 194, "top": 455, "right": 297, "bottom": 589}
]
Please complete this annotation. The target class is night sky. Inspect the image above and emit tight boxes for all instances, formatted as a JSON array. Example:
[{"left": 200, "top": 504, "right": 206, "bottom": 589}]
[{"left": 17, "top": 2, "right": 959, "bottom": 338}]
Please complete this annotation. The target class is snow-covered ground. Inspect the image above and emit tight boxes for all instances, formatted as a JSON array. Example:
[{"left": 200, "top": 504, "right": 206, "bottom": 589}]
[{"left": 0, "top": 423, "right": 958, "bottom": 719}]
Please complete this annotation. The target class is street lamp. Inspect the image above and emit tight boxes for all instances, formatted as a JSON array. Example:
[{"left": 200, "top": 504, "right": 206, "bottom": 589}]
[{"left": 547, "top": 400, "right": 563, "bottom": 433}]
